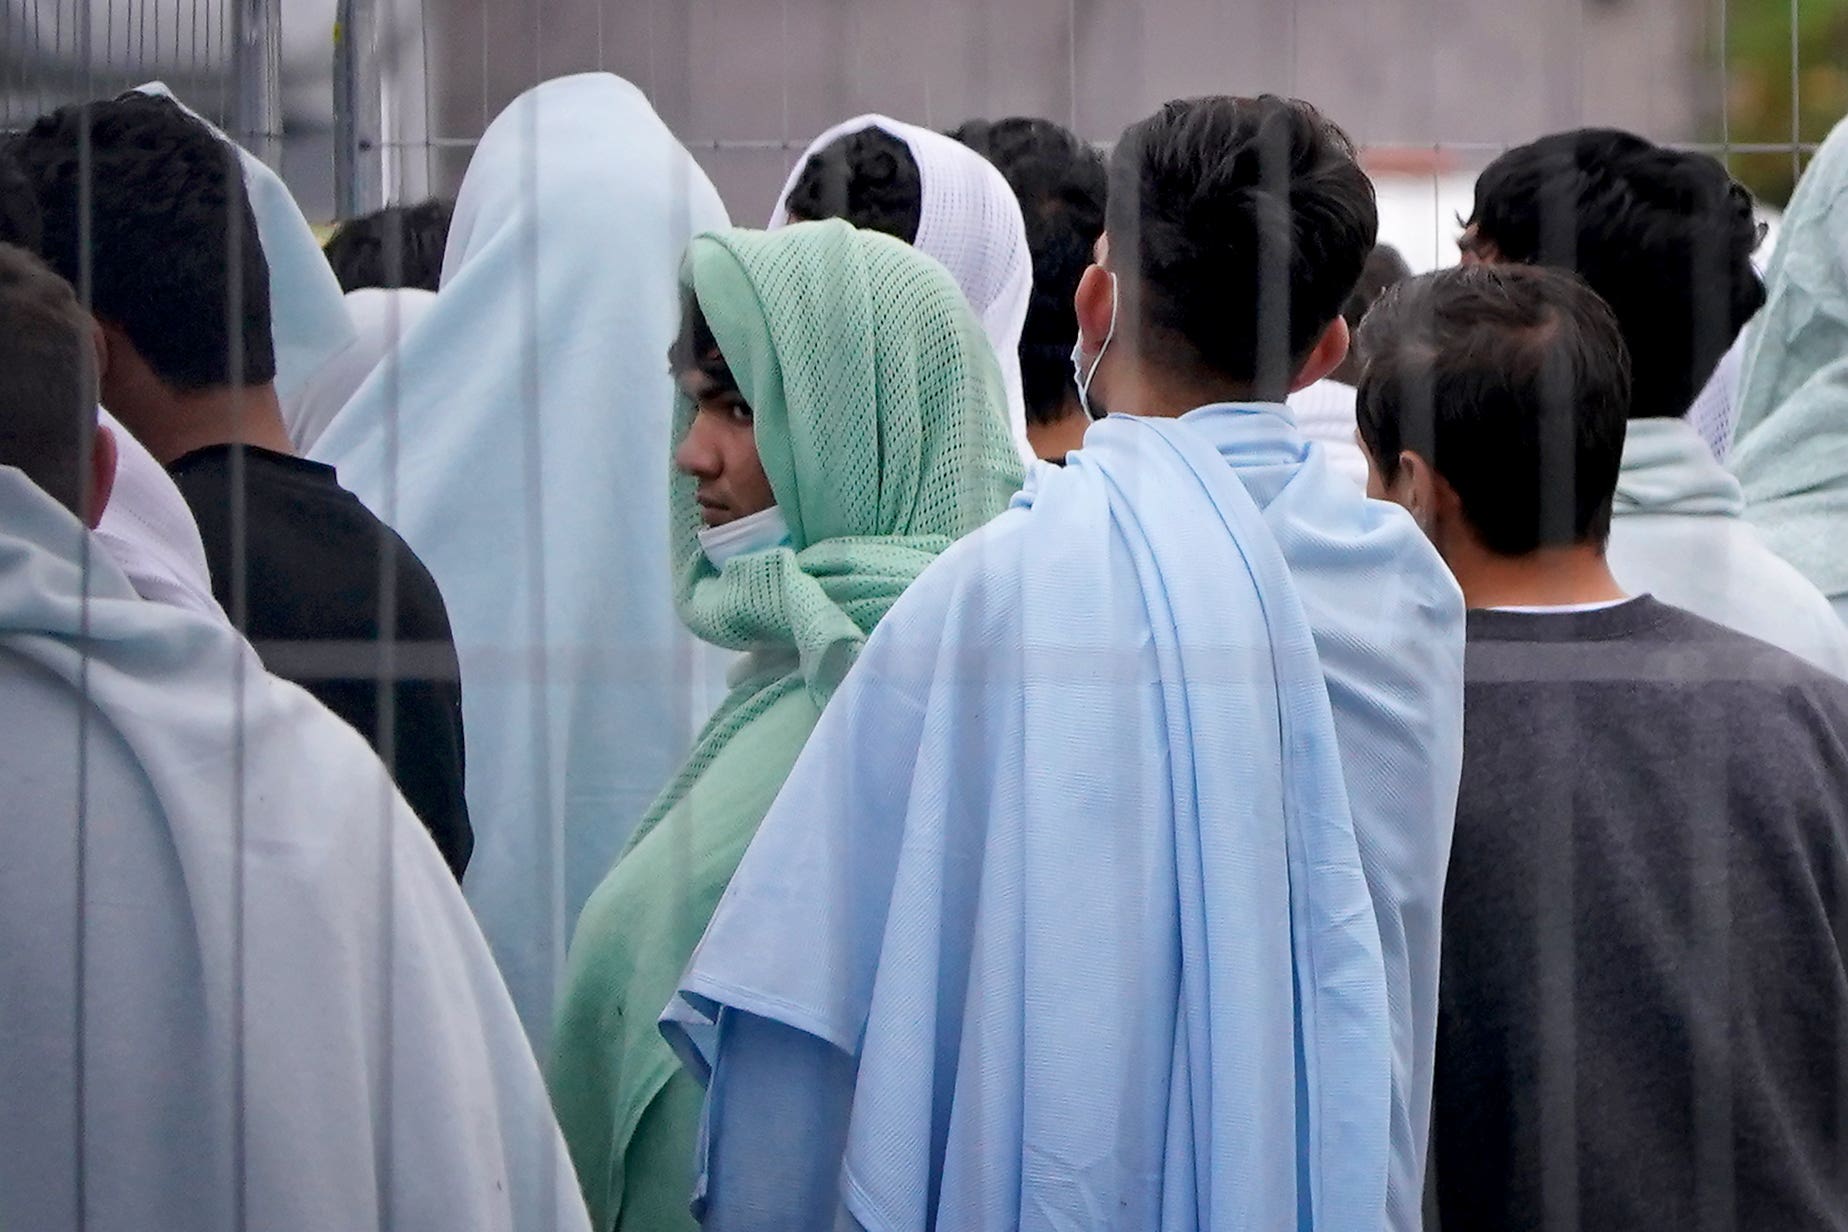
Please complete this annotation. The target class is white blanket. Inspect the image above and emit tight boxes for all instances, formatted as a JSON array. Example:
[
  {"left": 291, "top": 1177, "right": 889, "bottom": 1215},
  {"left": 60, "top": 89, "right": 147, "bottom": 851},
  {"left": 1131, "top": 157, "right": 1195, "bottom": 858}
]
[{"left": 0, "top": 466, "right": 587, "bottom": 1231}]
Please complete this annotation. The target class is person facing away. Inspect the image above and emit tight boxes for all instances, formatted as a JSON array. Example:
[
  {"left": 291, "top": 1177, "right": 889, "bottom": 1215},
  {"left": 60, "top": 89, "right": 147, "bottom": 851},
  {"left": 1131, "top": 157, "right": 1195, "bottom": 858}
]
[
  {"left": 310, "top": 73, "right": 738, "bottom": 1046},
  {"left": 950, "top": 116, "right": 1108, "bottom": 463},
  {"left": 1459, "top": 127, "right": 1848, "bottom": 676},
  {"left": 0, "top": 141, "right": 226, "bottom": 623},
  {"left": 1356, "top": 261, "right": 1848, "bottom": 1231},
  {"left": 7, "top": 91, "right": 472, "bottom": 876},
  {"left": 1730, "top": 110, "right": 1848, "bottom": 624},
  {"left": 322, "top": 197, "right": 455, "bottom": 293},
  {"left": 0, "top": 240, "right": 590, "bottom": 1232},
  {"left": 547, "top": 217, "right": 1022, "bottom": 1232},
  {"left": 774, "top": 114, "right": 1037, "bottom": 463},
  {"left": 661, "top": 96, "right": 1466, "bottom": 1232},
  {"left": 1287, "top": 241, "right": 1414, "bottom": 488}
]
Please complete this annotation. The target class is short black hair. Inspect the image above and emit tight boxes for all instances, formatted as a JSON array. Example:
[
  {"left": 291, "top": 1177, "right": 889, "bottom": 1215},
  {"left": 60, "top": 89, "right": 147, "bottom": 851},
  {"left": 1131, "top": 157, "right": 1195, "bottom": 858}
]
[
  {"left": 1332, "top": 243, "right": 1414, "bottom": 384},
  {"left": 1356, "top": 263, "right": 1632, "bottom": 556},
  {"left": 783, "top": 127, "right": 923, "bottom": 245},
  {"left": 1465, "top": 128, "right": 1764, "bottom": 421},
  {"left": 322, "top": 198, "right": 454, "bottom": 292},
  {"left": 1344, "top": 243, "right": 1412, "bottom": 332},
  {"left": 0, "top": 243, "right": 99, "bottom": 516},
  {"left": 6, "top": 92, "right": 276, "bottom": 391},
  {"left": 668, "top": 292, "right": 741, "bottom": 400},
  {"left": 1106, "top": 95, "right": 1377, "bottom": 397},
  {"left": 0, "top": 149, "right": 43, "bottom": 252},
  {"left": 950, "top": 117, "right": 1107, "bottom": 425}
]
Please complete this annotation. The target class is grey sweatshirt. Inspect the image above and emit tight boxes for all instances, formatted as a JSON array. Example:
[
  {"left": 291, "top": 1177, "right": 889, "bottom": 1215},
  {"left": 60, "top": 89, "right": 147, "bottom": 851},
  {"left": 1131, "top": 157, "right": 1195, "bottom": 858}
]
[{"left": 1432, "top": 596, "right": 1848, "bottom": 1231}]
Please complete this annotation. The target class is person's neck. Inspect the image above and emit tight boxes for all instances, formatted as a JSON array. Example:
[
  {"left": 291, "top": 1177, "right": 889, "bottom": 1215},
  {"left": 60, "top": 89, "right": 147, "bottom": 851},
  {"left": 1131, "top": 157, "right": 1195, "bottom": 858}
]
[
  {"left": 118, "top": 384, "right": 295, "bottom": 466},
  {"left": 1108, "top": 367, "right": 1274, "bottom": 421},
  {"left": 1027, "top": 406, "right": 1092, "bottom": 461},
  {"left": 1446, "top": 542, "right": 1630, "bottom": 611}
]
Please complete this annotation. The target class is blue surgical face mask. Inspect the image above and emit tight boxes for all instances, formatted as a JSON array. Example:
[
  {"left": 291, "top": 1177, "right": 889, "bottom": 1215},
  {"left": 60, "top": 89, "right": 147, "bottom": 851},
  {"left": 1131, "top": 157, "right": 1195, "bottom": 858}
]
[
  {"left": 1069, "top": 271, "right": 1119, "bottom": 421},
  {"left": 698, "top": 505, "right": 791, "bottom": 568}
]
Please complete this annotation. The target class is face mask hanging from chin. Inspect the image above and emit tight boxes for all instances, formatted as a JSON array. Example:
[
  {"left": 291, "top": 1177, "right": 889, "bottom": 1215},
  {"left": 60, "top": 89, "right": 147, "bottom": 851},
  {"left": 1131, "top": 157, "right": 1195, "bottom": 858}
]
[
  {"left": 1069, "top": 270, "right": 1119, "bottom": 421},
  {"left": 698, "top": 504, "right": 792, "bottom": 568}
]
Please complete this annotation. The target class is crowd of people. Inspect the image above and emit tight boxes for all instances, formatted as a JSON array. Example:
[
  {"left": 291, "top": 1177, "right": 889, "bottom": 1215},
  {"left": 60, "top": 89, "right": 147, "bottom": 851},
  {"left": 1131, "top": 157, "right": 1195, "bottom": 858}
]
[{"left": 1, "top": 69, "right": 1846, "bottom": 1232}]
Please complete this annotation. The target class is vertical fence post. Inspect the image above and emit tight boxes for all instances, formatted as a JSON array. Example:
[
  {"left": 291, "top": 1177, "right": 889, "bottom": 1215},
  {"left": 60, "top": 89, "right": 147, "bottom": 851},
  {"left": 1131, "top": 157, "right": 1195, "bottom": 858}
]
[
  {"left": 334, "top": 0, "right": 383, "bottom": 220},
  {"left": 230, "top": 0, "right": 281, "bottom": 169}
]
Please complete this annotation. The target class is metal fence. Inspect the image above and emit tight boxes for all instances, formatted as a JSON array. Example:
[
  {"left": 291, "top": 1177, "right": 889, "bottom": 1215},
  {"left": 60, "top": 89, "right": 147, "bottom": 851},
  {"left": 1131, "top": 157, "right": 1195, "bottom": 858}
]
[{"left": 2, "top": 0, "right": 281, "bottom": 162}]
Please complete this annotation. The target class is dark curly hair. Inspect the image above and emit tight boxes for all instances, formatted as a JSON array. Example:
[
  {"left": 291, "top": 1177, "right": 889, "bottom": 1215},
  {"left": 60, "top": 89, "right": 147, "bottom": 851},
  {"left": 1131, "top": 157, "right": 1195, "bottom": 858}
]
[
  {"left": 322, "top": 198, "right": 454, "bottom": 292},
  {"left": 782, "top": 126, "right": 923, "bottom": 244},
  {"left": 6, "top": 92, "right": 276, "bottom": 390},
  {"left": 950, "top": 117, "right": 1107, "bottom": 425},
  {"left": 1357, "top": 264, "right": 1632, "bottom": 555},
  {"left": 1465, "top": 128, "right": 1766, "bottom": 421},
  {"left": 1106, "top": 96, "right": 1377, "bottom": 397}
]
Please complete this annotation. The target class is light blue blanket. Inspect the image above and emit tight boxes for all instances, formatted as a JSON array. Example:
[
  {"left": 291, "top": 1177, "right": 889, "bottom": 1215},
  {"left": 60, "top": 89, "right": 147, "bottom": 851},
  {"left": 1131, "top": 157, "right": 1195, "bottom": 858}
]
[{"left": 666, "top": 403, "right": 1464, "bottom": 1230}]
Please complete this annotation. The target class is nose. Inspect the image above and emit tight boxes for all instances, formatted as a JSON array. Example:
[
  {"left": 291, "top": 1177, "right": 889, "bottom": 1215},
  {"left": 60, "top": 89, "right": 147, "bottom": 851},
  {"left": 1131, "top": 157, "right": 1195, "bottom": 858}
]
[{"left": 675, "top": 413, "right": 723, "bottom": 480}]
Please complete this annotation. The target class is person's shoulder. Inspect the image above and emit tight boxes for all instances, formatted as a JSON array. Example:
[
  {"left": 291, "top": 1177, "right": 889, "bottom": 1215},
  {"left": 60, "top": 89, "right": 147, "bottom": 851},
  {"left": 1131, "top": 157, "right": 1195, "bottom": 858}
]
[
  {"left": 872, "top": 505, "right": 1038, "bottom": 648},
  {"left": 1644, "top": 598, "right": 1842, "bottom": 675},
  {"left": 0, "top": 650, "right": 153, "bottom": 801},
  {"left": 1487, "top": 597, "right": 1848, "bottom": 705}
]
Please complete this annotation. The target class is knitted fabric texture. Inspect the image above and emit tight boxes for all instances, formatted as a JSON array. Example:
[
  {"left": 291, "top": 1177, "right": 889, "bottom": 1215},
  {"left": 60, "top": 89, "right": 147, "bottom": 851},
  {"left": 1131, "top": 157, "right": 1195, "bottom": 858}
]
[
  {"left": 629, "top": 219, "right": 1024, "bottom": 851},
  {"left": 771, "top": 114, "right": 1036, "bottom": 464},
  {"left": 550, "top": 218, "right": 1020, "bottom": 1231}
]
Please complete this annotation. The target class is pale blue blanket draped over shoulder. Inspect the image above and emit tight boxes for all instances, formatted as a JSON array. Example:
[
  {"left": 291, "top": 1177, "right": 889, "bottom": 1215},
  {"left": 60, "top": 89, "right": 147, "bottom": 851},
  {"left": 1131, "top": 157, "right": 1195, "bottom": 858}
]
[
  {"left": 312, "top": 74, "right": 734, "bottom": 1042},
  {"left": 665, "top": 403, "right": 1465, "bottom": 1231}
]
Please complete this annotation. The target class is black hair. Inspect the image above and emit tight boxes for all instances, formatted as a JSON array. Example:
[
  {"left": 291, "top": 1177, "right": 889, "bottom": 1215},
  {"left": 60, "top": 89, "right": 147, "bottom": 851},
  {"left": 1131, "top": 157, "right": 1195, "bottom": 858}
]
[
  {"left": 1331, "top": 243, "right": 1413, "bottom": 385},
  {"left": 1344, "top": 243, "right": 1412, "bottom": 332},
  {"left": 6, "top": 92, "right": 276, "bottom": 391},
  {"left": 0, "top": 149, "right": 43, "bottom": 252},
  {"left": 1465, "top": 128, "right": 1765, "bottom": 421},
  {"left": 783, "top": 127, "right": 923, "bottom": 245},
  {"left": 1106, "top": 95, "right": 1377, "bottom": 397},
  {"left": 322, "top": 198, "right": 454, "bottom": 292},
  {"left": 0, "top": 243, "right": 100, "bottom": 516},
  {"left": 1356, "top": 263, "right": 1632, "bottom": 556},
  {"left": 950, "top": 116, "right": 1107, "bottom": 425},
  {"left": 669, "top": 292, "right": 741, "bottom": 400}
]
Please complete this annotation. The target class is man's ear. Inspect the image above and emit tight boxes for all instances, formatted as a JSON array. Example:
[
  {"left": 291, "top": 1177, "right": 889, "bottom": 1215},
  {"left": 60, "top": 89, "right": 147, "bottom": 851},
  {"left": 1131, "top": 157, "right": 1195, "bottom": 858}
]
[
  {"left": 1073, "top": 262, "right": 1114, "bottom": 354},
  {"left": 85, "top": 421, "right": 117, "bottom": 530},
  {"left": 1289, "top": 316, "right": 1350, "bottom": 393}
]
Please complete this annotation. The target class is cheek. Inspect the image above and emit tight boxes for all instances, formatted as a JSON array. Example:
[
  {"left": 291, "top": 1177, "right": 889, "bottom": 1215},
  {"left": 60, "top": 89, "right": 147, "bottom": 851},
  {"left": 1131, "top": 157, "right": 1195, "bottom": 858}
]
[{"left": 723, "top": 425, "right": 778, "bottom": 514}]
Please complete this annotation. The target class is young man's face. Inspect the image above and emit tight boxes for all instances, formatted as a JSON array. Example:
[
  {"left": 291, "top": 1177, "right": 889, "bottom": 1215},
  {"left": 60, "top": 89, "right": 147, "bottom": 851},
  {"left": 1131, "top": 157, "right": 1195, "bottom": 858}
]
[{"left": 674, "top": 367, "right": 775, "bottom": 528}]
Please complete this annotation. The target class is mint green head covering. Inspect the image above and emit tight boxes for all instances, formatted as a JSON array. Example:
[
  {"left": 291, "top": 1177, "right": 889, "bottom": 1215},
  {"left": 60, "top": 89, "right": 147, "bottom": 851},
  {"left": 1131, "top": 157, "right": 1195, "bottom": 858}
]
[
  {"left": 1732, "top": 115, "right": 1848, "bottom": 600},
  {"left": 671, "top": 218, "right": 1024, "bottom": 697},
  {"left": 550, "top": 219, "right": 1021, "bottom": 1232}
]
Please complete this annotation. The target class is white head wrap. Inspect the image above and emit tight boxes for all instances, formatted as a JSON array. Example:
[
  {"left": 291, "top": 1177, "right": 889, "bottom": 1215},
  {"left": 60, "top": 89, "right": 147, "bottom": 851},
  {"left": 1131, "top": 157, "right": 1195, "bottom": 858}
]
[
  {"left": 770, "top": 114, "right": 1036, "bottom": 464},
  {"left": 91, "top": 408, "right": 224, "bottom": 622},
  {"left": 311, "top": 73, "right": 736, "bottom": 1043},
  {"left": 1685, "top": 332, "right": 1746, "bottom": 463},
  {"left": 285, "top": 288, "right": 436, "bottom": 453}
]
